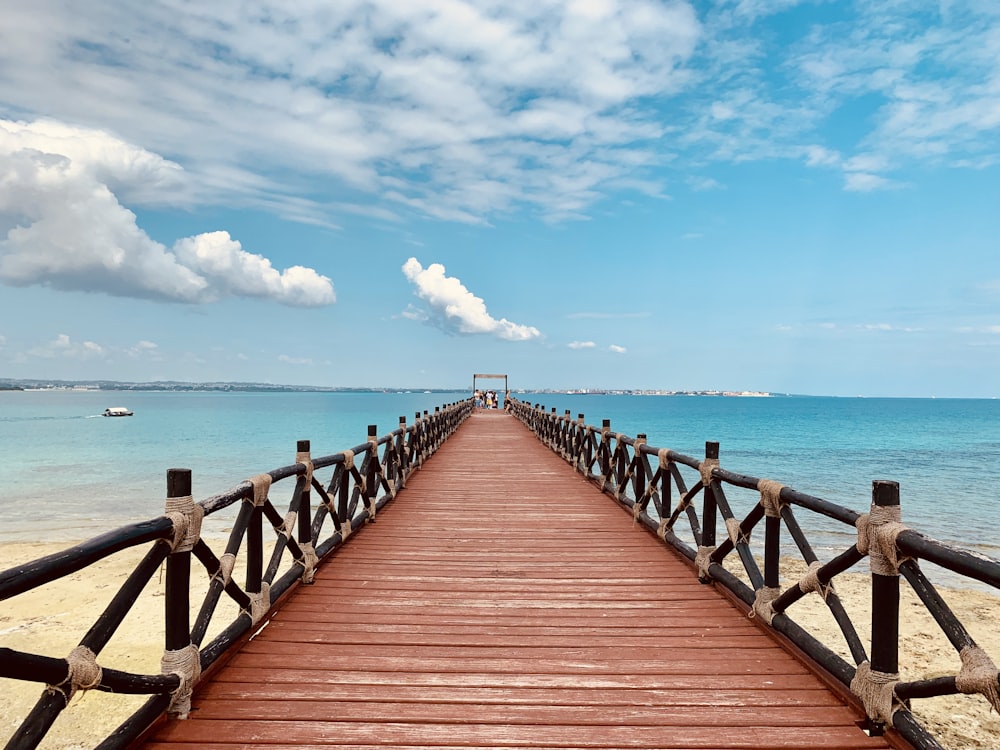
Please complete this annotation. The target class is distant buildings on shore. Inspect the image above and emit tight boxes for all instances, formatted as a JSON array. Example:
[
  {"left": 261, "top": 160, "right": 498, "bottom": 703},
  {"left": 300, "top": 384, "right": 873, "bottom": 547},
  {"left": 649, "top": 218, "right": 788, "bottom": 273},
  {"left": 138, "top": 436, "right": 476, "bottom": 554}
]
[
  {"left": 0, "top": 379, "right": 773, "bottom": 397},
  {"left": 539, "top": 389, "right": 773, "bottom": 397}
]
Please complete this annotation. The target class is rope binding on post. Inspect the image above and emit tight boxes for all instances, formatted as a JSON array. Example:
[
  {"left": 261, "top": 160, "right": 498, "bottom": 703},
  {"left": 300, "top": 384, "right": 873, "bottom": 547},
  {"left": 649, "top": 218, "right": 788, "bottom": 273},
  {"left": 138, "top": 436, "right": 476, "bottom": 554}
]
[
  {"left": 164, "top": 494, "right": 204, "bottom": 553},
  {"left": 699, "top": 457, "right": 719, "bottom": 488},
  {"left": 856, "top": 504, "right": 910, "bottom": 576},
  {"left": 955, "top": 646, "right": 1000, "bottom": 712},
  {"left": 160, "top": 643, "right": 200, "bottom": 719},
  {"left": 50, "top": 645, "right": 102, "bottom": 704},
  {"left": 749, "top": 586, "right": 781, "bottom": 625},
  {"left": 695, "top": 545, "right": 715, "bottom": 580},
  {"left": 248, "top": 474, "right": 271, "bottom": 508},
  {"left": 851, "top": 661, "right": 903, "bottom": 726},
  {"left": 757, "top": 478, "right": 786, "bottom": 518}
]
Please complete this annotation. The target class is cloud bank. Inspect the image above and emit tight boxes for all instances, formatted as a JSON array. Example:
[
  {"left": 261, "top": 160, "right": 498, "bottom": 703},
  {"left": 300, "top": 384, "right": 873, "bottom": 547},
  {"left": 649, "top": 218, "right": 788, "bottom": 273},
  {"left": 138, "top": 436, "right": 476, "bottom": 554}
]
[
  {"left": 0, "top": 1, "right": 701, "bottom": 223},
  {"left": 0, "top": 119, "right": 335, "bottom": 306},
  {"left": 401, "top": 258, "right": 540, "bottom": 341}
]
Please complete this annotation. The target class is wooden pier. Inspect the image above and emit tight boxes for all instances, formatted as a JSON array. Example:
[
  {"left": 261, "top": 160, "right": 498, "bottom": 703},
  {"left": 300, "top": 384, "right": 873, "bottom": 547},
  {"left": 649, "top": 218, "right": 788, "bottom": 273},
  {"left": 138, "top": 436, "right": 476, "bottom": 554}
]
[{"left": 138, "top": 410, "right": 890, "bottom": 749}]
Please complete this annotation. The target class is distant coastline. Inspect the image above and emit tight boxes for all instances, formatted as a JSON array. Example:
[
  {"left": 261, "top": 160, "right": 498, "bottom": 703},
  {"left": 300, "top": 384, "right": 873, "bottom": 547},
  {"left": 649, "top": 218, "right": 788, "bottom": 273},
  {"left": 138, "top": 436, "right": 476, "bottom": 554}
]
[{"left": 0, "top": 378, "right": 777, "bottom": 397}]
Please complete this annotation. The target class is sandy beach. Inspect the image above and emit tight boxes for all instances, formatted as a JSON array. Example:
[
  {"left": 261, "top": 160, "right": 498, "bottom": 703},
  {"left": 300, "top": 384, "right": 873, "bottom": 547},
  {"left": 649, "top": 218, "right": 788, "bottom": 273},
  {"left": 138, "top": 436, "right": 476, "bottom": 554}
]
[{"left": 1, "top": 540, "right": 998, "bottom": 750}]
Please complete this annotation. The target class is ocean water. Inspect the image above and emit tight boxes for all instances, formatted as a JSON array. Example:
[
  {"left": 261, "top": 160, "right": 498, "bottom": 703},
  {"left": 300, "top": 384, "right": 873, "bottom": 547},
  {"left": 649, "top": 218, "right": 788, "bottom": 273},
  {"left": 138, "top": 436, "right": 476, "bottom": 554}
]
[
  {"left": 0, "top": 389, "right": 467, "bottom": 544},
  {"left": 1, "top": 390, "right": 998, "bottom": 569}
]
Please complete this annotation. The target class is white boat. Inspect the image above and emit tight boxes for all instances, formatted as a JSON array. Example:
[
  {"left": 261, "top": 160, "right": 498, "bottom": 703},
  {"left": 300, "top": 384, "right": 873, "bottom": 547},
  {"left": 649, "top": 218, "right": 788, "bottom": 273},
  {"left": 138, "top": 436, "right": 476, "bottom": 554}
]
[{"left": 103, "top": 407, "right": 134, "bottom": 417}]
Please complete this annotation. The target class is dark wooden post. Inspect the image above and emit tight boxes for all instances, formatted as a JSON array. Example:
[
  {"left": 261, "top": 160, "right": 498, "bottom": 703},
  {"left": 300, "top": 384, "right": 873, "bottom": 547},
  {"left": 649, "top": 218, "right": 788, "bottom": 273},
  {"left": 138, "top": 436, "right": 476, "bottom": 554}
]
[
  {"left": 165, "top": 469, "right": 192, "bottom": 652},
  {"left": 764, "top": 508, "right": 781, "bottom": 591},
  {"left": 702, "top": 441, "right": 719, "bottom": 548},
  {"left": 599, "top": 419, "right": 612, "bottom": 481},
  {"left": 397, "top": 415, "right": 407, "bottom": 481},
  {"left": 634, "top": 434, "right": 647, "bottom": 501},
  {"left": 366, "top": 425, "right": 378, "bottom": 515},
  {"left": 870, "top": 480, "right": 901, "bottom": 675},
  {"left": 296, "top": 440, "right": 311, "bottom": 543}
]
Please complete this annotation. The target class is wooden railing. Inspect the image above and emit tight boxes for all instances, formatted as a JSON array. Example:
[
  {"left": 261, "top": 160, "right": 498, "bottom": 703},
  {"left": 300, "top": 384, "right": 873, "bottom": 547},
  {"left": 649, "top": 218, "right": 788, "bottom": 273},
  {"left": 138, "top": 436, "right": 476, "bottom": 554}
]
[
  {"left": 511, "top": 399, "right": 1000, "bottom": 750},
  {"left": 0, "top": 399, "right": 472, "bottom": 750}
]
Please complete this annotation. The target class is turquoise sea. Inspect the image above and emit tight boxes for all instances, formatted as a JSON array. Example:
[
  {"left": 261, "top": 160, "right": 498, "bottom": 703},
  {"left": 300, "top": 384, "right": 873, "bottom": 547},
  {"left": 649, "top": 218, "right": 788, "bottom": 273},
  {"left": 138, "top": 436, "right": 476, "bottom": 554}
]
[{"left": 1, "top": 390, "right": 999, "bottom": 574}]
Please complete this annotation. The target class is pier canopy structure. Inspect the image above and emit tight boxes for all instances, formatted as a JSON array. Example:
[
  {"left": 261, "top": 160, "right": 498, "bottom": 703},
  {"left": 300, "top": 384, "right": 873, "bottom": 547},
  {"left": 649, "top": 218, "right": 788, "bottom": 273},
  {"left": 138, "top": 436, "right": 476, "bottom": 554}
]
[
  {"left": 472, "top": 372, "right": 508, "bottom": 394},
  {"left": 1, "top": 395, "right": 999, "bottom": 749}
]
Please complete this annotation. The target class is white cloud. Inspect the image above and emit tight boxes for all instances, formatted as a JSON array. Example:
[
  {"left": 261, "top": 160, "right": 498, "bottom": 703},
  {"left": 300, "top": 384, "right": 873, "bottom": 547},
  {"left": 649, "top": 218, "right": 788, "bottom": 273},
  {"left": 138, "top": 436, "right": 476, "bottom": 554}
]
[
  {"left": 401, "top": 257, "right": 541, "bottom": 341},
  {"left": 803, "top": 145, "right": 841, "bottom": 168},
  {"left": 844, "top": 171, "right": 894, "bottom": 192},
  {"left": 28, "top": 334, "right": 105, "bottom": 360},
  {"left": 0, "top": 1, "right": 702, "bottom": 224},
  {"left": 1, "top": 0, "right": 993, "bottom": 224},
  {"left": 609, "top": 344, "right": 628, "bottom": 353},
  {"left": 278, "top": 354, "right": 314, "bottom": 366},
  {"left": 568, "top": 341, "right": 596, "bottom": 349},
  {"left": 127, "top": 340, "right": 161, "bottom": 359},
  {"left": 687, "top": 176, "right": 723, "bottom": 191},
  {"left": 0, "top": 119, "right": 335, "bottom": 306},
  {"left": 566, "top": 311, "right": 650, "bottom": 319},
  {"left": 174, "top": 232, "right": 334, "bottom": 306}
]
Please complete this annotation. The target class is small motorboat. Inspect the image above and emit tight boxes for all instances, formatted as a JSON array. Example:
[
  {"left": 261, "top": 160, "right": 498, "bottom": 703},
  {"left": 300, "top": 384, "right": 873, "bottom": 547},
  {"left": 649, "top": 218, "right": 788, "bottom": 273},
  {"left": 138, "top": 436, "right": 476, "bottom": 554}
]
[{"left": 103, "top": 407, "right": 134, "bottom": 417}]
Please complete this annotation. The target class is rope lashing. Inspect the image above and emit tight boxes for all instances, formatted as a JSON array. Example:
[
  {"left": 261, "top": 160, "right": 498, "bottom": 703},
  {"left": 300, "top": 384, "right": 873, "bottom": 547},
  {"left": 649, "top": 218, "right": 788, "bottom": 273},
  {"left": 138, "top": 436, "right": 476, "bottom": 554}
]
[
  {"left": 749, "top": 586, "right": 781, "bottom": 625},
  {"left": 757, "top": 479, "right": 786, "bottom": 518},
  {"left": 851, "top": 661, "right": 902, "bottom": 725},
  {"left": 298, "top": 540, "right": 319, "bottom": 584},
  {"left": 657, "top": 448, "right": 672, "bottom": 470},
  {"left": 295, "top": 449, "right": 313, "bottom": 487},
  {"left": 211, "top": 553, "right": 236, "bottom": 586},
  {"left": 700, "top": 457, "right": 719, "bottom": 488},
  {"left": 955, "top": 646, "right": 1000, "bottom": 712},
  {"left": 341, "top": 449, "right": 355, "bottom": 472},
  {"left": 164, "top": 494, "right": 204, "bottom": 553},
  {"left": 676, "top": 489, "right": 693, "bottom": 512},
  {"left": 340, "top": 517, "right": 353, "bottom": 539},
  {"left": 321, "top": 490, "right": 336, "bottom": 512},
  {"left": 368, "top": 436, "right": 381, "bottom": 476},
  {"left": 52, "top": 645, "right": 102, "bottom": 703},
  {"left": 695, "top": 545, "right": 716, "bottom": 579},
  {"left": 856, "top": 505, "right": 910, "bottom": 576},
  {"left": 799, "top": 561, "right": 835, "bottom": 600},
  {"left": 657, "top": 518, "right": 670, "bottom": 540},
  {"left": 247, "top": 582, "right": 271, "bottom": 626},
  {"left": 281, "top": 510, "right": 297, "bottom": 540},
  {"left": 248, "top": 474, "right": 271, "bottom": 507},
  {"left": 366, "top": 494, "right": 378, "bottom": 520},
  {"left": 161, "top": 643, "right": 200, "bottom": 718},
  {"left": 725, "top": 517, "right": 750, "bottom": 546}
]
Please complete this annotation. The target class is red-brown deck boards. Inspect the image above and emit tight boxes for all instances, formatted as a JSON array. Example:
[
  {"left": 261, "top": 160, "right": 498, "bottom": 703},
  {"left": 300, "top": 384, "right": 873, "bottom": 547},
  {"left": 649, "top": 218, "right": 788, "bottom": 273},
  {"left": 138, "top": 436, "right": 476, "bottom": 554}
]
[{"left": 140, "top": 410, "right": 888, "bottom": 749}]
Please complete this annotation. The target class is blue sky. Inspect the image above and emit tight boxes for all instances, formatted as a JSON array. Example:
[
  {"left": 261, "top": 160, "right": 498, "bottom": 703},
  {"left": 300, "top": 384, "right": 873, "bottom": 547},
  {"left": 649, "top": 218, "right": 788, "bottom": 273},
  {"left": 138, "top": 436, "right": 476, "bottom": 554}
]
[{"left": 1, "top": 0, "right": 998, "bottom": 397}]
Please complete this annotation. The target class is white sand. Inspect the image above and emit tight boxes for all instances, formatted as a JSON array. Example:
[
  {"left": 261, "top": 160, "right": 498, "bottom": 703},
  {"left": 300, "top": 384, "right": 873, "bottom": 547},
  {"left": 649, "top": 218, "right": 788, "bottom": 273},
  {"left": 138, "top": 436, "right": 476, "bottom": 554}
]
[{"left": 1, "top": 542, "right": 998, "bottom": 749}]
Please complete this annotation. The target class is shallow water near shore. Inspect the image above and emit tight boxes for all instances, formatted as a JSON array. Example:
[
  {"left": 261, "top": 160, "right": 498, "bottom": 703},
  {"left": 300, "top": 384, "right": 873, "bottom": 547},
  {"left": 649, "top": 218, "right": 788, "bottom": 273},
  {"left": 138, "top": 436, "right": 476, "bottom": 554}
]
[{"left": 1, "top": 390, "right": 999, "bottom": 566}]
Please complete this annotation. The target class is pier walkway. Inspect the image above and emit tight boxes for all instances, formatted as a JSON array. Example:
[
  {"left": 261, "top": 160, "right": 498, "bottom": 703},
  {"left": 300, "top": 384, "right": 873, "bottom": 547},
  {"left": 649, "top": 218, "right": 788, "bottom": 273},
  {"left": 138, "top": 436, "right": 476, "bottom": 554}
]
[{"left": 140, "top": 410, "right": 890, "bottom": 749}]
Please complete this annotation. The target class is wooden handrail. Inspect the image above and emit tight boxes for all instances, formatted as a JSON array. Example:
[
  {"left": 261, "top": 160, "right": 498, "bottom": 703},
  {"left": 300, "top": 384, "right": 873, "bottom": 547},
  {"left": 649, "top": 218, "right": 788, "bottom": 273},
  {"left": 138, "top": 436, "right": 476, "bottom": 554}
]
[
  {"left": 0, "top": 399, "right": 473, "bottom": 750},
  {"left": 510, "top": 397, "right": 1000, "bottom": 750}
]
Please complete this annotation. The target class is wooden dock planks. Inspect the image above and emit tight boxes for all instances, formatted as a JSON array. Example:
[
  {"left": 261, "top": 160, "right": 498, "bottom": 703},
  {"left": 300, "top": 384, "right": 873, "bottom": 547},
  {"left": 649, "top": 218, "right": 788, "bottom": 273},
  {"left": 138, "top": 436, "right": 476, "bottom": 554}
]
[{"left": 139, "top": 410, "right": 890, "bottom": 749}]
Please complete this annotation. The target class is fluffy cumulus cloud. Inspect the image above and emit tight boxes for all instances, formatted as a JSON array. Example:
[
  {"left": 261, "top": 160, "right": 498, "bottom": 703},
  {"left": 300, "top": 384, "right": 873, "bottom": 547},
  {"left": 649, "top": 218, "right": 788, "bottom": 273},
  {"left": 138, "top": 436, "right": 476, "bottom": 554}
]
[
  {"left": 0, "top": 119, "right": 334, "bottom": 306},
  {"left": 609, "top": 344, "right": 628, "bottom": 353},
  {"left": 568, "top": 341, "right": 596, "bottom": 349},
  {"left": 401, "top": 258, "right": 540, "bottom": 341}
]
